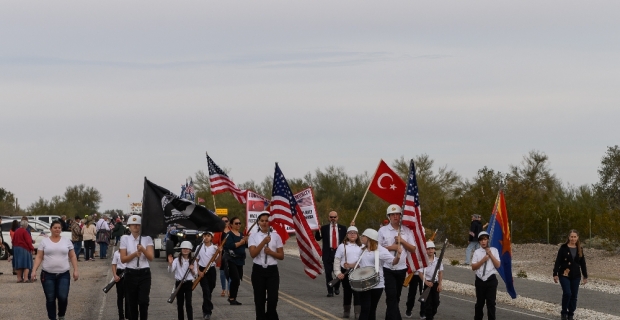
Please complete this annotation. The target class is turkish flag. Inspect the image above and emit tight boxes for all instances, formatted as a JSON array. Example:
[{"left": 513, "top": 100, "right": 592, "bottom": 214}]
[{"left": 368, "top": 160, "right": 406, "bottom": 205}]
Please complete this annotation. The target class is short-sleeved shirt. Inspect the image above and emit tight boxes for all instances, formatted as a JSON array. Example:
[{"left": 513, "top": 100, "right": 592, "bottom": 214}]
[
  {"left": 119, "top": 234, "right": 154, "bottom": 269},
  {"left": 39, "top": 237, "right": 74, "bottom": 274},
  {"left": 112, "top": 250, "right": 126, "bottom": 270},
  {"left": 197, "top": 243, "right": 218, "bottom": 268},
  {"left": 377, "top": 224, "right": 415, "bottom": 270},
  {"left": 472, "top": 247, "right": 500, "bottom": 281},
  {"left": 249, "top": 230, "right": 283, "bottom": 267},
  {"left": 417, "top": 255, "right": 443, "bottom": 282},
  {"left": 334, "top": 243, "right": 363, "bottom": 268},
  {"left": 169, "top": 257, "right": 198, "bottom": 281},
  {"left": 357, "top": 246, "right": 394, "bottom": 289}
]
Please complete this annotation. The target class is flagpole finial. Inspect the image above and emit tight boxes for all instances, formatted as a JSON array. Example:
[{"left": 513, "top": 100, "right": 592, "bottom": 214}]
[{"left": 205, "top": 151, "right": 208, "bottom": 156}]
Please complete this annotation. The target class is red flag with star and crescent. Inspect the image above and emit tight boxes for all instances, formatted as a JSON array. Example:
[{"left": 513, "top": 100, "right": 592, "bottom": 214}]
[{"left": 368, "top": 160, "right": 406, "bottom": 204}]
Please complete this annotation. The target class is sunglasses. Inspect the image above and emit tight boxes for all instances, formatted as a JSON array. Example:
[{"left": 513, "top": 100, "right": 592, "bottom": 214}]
[
  {"left": 222, "top": 220, "right": 229, "bottom": 223},
  {"left": 329, "top": 216, "right": 337, "bottom": 219},
  {"left": 233, "top": 222, "right": 241, "bottom": 225}
]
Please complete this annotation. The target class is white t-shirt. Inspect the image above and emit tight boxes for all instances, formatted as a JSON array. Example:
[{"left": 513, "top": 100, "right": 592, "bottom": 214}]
[
  {"left": 417, "top": 255, "right": 443, "bottom": 282},
  {"left": 112, "top": 250, "right": 127, "bottom": 270},
  {"left": 472, "top": 247, "right": 500, "bottom": 281},
  {"left": 334, "top": 243, "right": 363, "bottom": 268},
  {"left": 197, "top": 243, "right": 218, "bottom": 268},
  {"left": 96, "top": 219, "right": 110, "bottom": 231},
  {"left": 357, "top": 246, "right": 394, "bottom": 289},
  {"left": 378, "top": 224, "right": 416, "bottom": 270},
  {"left": 169, "top": 256, "right": 198, "bottom": 281},
  {"left": 119, "top": 234, "right": 154, "bottom": 269},
  {"left": 248, "top": 230, "right": 283, "bottom": 267},
  {"left": 39, "top": 237, "right": 74, "bottom": 274}
]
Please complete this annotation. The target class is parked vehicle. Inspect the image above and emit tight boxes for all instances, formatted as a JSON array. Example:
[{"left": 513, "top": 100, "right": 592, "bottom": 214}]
[
  {"left": 0, "top": 219, "right": 71, "bottom": 260},
  {"left": 160, "top": 224, "right": 203, "bottom": 258}
]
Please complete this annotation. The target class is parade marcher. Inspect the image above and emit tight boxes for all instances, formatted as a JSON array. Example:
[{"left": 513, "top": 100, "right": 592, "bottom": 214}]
[
  {"left": 333, "top": 226, "right": 363, "bottom": 319},
  {"left": 404, "top": 268, "right": 423, "bottom": 318},
  {"left": 96, "top": 215, "right": 111, "bottom": 258},
  {"left": 168, "top": 241, "right": 198, "bottom": 320},
  {"left": 417, "top": 241, "right": 443, "bottom": 320},
  {"left": 465, "top": 214, "right": 482, "bottom": 265},
  {"left": 32, "top": 220, "right": 79, "bottom": 320},
  {"left": 358, "top": 228, "right": 401, "bottom": 320},
  {"left": 314, "top": 211, "right": 347, "bottom": 297},
  {"left": 0, "top": 217, "right": 5, "bottom": 275},
  {"left": 12, "top": 220, "right": 34, "bottom": 282},
  {"left": 223, "top": 216, "right": 248, "bottom": 305},
  {"left": 553, "top": 229, "right": 588, "bottom": 320},
  {"left": 471, "top": 231, "right": 500, "bottom": 320},
  {"left": 112, "top": 249, "right": 130, "bottom": 320},
  {"left": 378, "top": 204, "right": 417, "bottom": 320},
  {"left": 249, "top": 211, "right": 284, "bottom": 320},
  {"left": 82, "top": 217, "right": 97, "bottom": 261},
  {"left": 213, "top": 216, "right": 231, "bottom": 297},
  {"left": 197, "top": 232, "right": 219, "bottom": 320},
  {"left": 70, "top": 216, "right": 83, "bottom": 261},
  {"left": 120, "top": 215, "right": 155, "bottom": 320}
]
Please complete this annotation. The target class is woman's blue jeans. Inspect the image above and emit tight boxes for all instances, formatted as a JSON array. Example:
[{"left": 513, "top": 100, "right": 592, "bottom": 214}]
[
  {"left": 559, "top": 276, "right": 580, "bottom": 316},
  {"left": 219, "top": 268, "right": 230, "bottom": 291},
  {"left": 41, "top": 270, "right": 71, "bottom": 320}
]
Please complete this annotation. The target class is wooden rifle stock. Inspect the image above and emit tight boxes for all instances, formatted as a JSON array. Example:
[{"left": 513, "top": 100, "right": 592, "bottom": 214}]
[
  {"left": 403, "top": 272, "right": 415, "bottom": 287},
  {"left": 167, "top": 242, "right": 204, "bottom": 303},
  {"left": 103, "top": 270, "right": 125, "bottom": 293},
  {"left": 418, "top": 238, "right": 448, "bottom": 303},
  {"left": 192, "top": 234, "right": 229, "bottom": 291}
]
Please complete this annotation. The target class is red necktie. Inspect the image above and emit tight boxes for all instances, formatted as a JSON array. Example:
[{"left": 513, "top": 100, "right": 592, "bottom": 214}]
[{"left": 331, "top": 225, "right": 337, "bottom": 249}]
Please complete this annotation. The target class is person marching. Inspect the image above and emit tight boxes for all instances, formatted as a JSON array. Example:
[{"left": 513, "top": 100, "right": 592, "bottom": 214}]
[
  {"left": 314, "top": 211, "right": 347, "bottom": 297},
  {"left": 168, "top": 241, "right": 198, "bottom": 320},
  {"left": 249, "top": 211, "right": 284, "bottom": 320},
  {"left": 196, "top": 232, "right": 220, "bottom": 320},
  {"left": 112, "top": 249, "right": 130, "bottom": 320},
  {"left": 358, "top": 228, "right": 402, "bottom": 320},
  {"left": 333, "top": 226, "right": 363, "bottom": 319},
  {"left": 553, "top": 229, "right": 588, "bottom": 320},
  {"left": 120, "top": 215, "right": 155, "bottom": 320},
  {"left": 471, "top": 231, "right": 500, "bottom": 320},
  {"left": 404, "top": 269, "right": 423, "bottom": 318},
  {"left": 417, "top": 241, "right": 443, "bottom": 320},
  {"left": 378, "top": 204, "right": 417, "bottom": 320},
  {"left": 223, "top": 216, "right": 248, "bottom": 305}
]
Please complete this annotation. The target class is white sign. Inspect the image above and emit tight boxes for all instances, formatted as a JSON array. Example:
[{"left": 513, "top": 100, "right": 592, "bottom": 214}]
[
  {"left": 246, "top": 191, "right": 268, "bottom": 234},
  {"left": 245, "top": 187, "right": 320, "bottom": 234}
]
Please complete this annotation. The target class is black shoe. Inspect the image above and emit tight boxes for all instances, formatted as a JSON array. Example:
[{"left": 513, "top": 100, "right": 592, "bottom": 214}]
[
  {"left": 327, "top": 293, "right": 334, "bottom": 297},
  {"left": 228, "top": 299, "right": 242, "bottom": 305},
  {"left": 405, "top": 310, "right": 412, "bottom": 318},
  {"left": 334, "top": 288, "right": 340, "bottom": 295}
]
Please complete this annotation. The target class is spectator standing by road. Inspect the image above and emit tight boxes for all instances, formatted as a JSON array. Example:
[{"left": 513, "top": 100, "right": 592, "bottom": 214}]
[
  {"left": 96, "top": 215, "right": 111, "bottom": 259},
  {"left": 12, "top": 220, "right": 34, "bottom": 282},
  {"left": 465, "top": 214, "right": 482, "bottom": 265},
  {"left": 59, "top": 215, "right": 69, "bottom": 231},
  {"left": 112, "top": 218, "right": 126, "bottom": 246},
  {"left": 82, "top": 218, "right": 97, "bottom": 261},
  {"left": 553, "top": 229, "right": 588, "bottom": 320},
  {"left": 71, "top": 216, "right": 83, "bottom": 261}
]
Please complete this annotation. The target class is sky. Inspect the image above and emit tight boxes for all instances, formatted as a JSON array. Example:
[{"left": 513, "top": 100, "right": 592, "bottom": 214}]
[{"left": 1, "top": 1, "right": 619, "bottom": 212}]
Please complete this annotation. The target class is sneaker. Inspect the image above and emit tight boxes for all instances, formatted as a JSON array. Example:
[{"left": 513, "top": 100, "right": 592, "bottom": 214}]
[
  {"left": 420, "top": 316, "right": 426, "bottom": 320},
  {"left": 405, "top": 310, "right": 412, "bottom": 318}
]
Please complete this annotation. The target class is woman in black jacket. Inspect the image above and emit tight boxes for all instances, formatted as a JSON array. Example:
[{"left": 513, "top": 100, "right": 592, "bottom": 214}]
[
  {"left": 553, "top": 229, "right": 588, "bottom": 320},
  {"left": 224, "top": 216, "right": 248, "bottom": 305}
]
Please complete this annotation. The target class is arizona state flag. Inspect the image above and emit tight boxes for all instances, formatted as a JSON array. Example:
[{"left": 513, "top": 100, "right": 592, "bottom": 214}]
[
  {"left": 368, "top": 160, "right": 406, "bottom": 205},
  {"left": 487, "top": 189, "right": 517, "bottom": 299},
  {"left": 142, "top": 177, "right": 226, "bottom": 238}
]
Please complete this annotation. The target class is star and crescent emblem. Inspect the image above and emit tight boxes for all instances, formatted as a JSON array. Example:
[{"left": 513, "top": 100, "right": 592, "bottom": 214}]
[{"left": 377, "top": 173, "right": 397, "bottom": 190}]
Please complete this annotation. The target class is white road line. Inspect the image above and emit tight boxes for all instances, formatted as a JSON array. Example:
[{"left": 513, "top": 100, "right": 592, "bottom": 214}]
[
  {"left": 97, "top": 266, "right": 112, "bottom": 320},
  {"left": 441, "top": 293, "right": 553, "bottom": 319}
]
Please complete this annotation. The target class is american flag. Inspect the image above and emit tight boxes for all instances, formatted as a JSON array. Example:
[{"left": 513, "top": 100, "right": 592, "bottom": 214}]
[
  {"left": 402, "top": 159, "right": 429, "bottom": 270},
  {"left": 206, "top": 154, "right": 247, "bottom": 204},
  {"left": 270, "top": 163, "right": 323, "bottom": 278},
  {"left": 180, "top": 179, "right": 195, "bottom": 201}
]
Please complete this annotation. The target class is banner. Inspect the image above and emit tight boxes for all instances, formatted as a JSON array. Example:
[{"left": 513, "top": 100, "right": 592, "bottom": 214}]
[
  {"left": 245, "top": 187, "right": 320, "bottom": 234},
  {"left": 246, "top": 190, "right": 269, "bottom": 234}
]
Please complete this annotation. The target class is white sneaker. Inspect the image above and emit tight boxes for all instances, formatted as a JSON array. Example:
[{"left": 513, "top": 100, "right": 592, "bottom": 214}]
[{"left": 420, "top": 316, "right": 426, "bottom": 320}]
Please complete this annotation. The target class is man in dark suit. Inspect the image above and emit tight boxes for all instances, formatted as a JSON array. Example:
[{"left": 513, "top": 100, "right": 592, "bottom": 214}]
[{"left": 315, "top": 211, "right": 347, "bottom": 297}]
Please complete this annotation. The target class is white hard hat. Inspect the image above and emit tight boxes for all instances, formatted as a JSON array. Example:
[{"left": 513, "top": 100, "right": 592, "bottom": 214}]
[
  {"left": 386, "top": 204, "right": 403, "bottom": 217},
  {"left": 426, "top": 241, "right": 435, "bottom": 248},
  {"left": 180, "top": 241, "right": 193, "bottom": 250},
  {"left": 361, "top": 228, "right": 379, "bottom": 241},
  {"left": 347, "top": 226, "right": 358, "bottom": 233},
  {"left": 477, "top": 231, "right": 490, "bottom": 240},
  {"left": 127, "top": 215, "right": 142, "bottom": 225}
]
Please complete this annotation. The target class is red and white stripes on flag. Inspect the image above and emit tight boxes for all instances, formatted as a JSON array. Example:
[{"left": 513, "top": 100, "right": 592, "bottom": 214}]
[
  {"left": 206, "top": 154, "right": 247, "bottom": 204},
  {"left": 402, "top": 159, "right": 429, "bottom": 270},
  {"left": 271, "top": 163, "right": 323, "bottom": 278}
]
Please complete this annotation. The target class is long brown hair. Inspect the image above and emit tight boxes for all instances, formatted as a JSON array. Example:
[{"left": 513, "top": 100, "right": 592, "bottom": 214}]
[
  {"left": 365, "top": 238, "right": 378, "bottom": 251},
  {"left": 177, "top": 250, "right": 194, "bottom": 268},
  {"left": 565, "top": 229, "right": 583, "bottom": 258},
  {"left": 345, "top": 232, "right": 362, "bottom": 247}
]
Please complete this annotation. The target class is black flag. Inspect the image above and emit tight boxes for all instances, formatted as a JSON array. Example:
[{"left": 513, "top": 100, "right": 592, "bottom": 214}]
[{"left": 142, "top": 177, "right": 226, "bottom": 238}]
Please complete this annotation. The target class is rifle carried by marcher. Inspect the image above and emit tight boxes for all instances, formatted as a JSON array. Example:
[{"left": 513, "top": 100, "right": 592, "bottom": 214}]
[
  {"left": 192, "top": 233, "right": 229, "bottom": 290},
  {"left": 102, "top": 270, "right": 125, "bottom": 293},
  {"left": 167, "top": 242, "right": 204, "bottom": 303},
  {"left": 419, "top": 238, "right": 448, "bottom": 303}
]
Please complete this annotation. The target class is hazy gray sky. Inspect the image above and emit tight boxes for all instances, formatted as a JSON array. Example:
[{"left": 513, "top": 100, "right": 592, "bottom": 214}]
[{"left": 2, "top": 1, "right": 619, "bottom": 212}]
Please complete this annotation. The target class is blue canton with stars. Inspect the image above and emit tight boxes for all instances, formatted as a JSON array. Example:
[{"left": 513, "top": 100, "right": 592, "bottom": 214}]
[
  {"left": 207, "top": 155, "right": 229, "bottom": 177},
  {"left": 273, "top": 163, "right": 299, "bottom": 216},
  {"left": 407, "top": 160, "right": 420, "bottom": 208}
]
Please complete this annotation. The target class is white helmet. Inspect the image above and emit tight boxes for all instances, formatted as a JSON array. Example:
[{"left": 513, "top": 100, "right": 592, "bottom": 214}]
[
  {"left": 361, "top": 228, "right": 379, "bottom": 241},
  {"left": 386, "top": 204, "right": 403, "bottom": 217},
  {"left": 127, "top": 215, "right": 142, "bottom": 225},
  {"left": 477, "top": 231, "right": 490, "bottom": 240},
  {"left": 180, "top": 241, "right": 193, "bottom": 250},
  {"left": 426, "top": 241, "right": 435, "bottom": 249},
  {"left": 347, "top": 226, "right": 358, "bottom": 233}
]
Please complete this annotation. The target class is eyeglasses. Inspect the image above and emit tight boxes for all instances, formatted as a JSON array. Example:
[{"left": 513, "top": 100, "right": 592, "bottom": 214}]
[
  {"left": 233, "top": 222, "right": 241, "bottom": 225},
  {"left": 329, "top": 216, "right": 337, "bottom": 219},
  {"left": 222, "top": 220, "right": 229, "bottom": 223}
]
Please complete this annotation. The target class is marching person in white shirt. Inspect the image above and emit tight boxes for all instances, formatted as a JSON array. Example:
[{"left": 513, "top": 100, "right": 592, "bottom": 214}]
[
  {"left": 196, "top": 232, "right": 220, "bottom": 320},
  {"left": 377, "top": 204, "right": 417, "bottom": 320},
  {"left": 333, "top": 226, "right": 363, "bottom": 319},
  {"left": 169, "top": 241, "right": 198, "bottom": 320},
  {"left": 471, "top": 231, "right": 501, "bottom": 320},
  {"left": 417, "top": 241, "right": 443, "bottom": 320},
  {"left": 120, "top": 215, "right": 155, "bottom": 320},
  {"left": 248, "top": 211, "right": 284, "bottom": 320},
  {"left": 112, "top": 249, "right": 129, "bottom": 320}
]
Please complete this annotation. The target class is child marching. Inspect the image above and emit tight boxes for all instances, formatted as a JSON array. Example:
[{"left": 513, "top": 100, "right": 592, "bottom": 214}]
[
  {"left": 417, "top": 241, "right": 443, "bottom": 320},
  {"left": 196, "top": 232, "right": 220, "bottom": 320},
  {"left": 168, "top": 241, "right": 198, "bottom": 320}
]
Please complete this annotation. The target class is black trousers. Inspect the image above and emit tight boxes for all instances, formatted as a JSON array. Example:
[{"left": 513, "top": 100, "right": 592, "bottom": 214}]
[
  {"left": 228, "top": 263, "right": 244, "bottom": 300},
  {"left": 323, "top": 261, "right": 339, "bottom": 293},
  {"left": 199, "top": 266, "right": 217, "bottom": 316},
  {"left": 475, "top": 275, "right": 498, "bottom": 320},
  {"left": 175, "top": 280, "right": 193, "bottom": 320},
  {"left": 251, "top": 264, "right": 280, "bottom": 320},
  {"left": 383, "top": 268, "right": 407, "bottom": 320},
  {"left": 405, "top": 274, "right": 423, "bottom": 315},
  {"left": 358, "top": 287, "right": 383, "bottom": 320},
  {"left": 340, "top": 268, "right": 359, "bottom": 306},
  {"left": 115, "top": 269, "right": 130, "bottom": 319},
  {"left": 125, "top": 268, "right": 151, "bottom": 320},
  {"left": 422, "top": 282, "right": 440, "bottom": 320}
]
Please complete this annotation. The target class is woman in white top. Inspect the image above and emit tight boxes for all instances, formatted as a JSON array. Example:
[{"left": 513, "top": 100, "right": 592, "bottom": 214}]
[
  {"left": 248, "top": 211, "right": 284, "bottom": 320},
  {"left": 82, "top": 218, "right": 97, "bottom": 261},
  {"left": 196, "top": 232, "right": 220, "bottom": 320},
  {"left": 168, "top": 241, "right": 197, "bottom": 320},
  {"left": 333, "top": 226, "right": 363, "bottom": 319},
  {"left": 358, "top": 228, "right": 401, "bottom": 320},
  {"left": 32, "top": 220, "right": 79, "bottom": 320},
  {"left": 120, "top": 215, "right": 154, "bottom": 320}
]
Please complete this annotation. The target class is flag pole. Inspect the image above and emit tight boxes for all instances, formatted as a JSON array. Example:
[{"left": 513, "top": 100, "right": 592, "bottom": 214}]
[
  {"left": 206, "top": 151, "right": 218, "bottom": 210},
  {"left": 351, "top": 160, "right": 383, "bottom": 224}
]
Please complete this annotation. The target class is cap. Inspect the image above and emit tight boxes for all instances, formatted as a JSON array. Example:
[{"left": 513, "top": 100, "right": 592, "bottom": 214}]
[
  {"left": 347, "top": 226, "right": 358, "bottom": 233},
  {"left": 361, "top": 228, "right": 379, "bottom": 241},
  {"left": 477, "top": 231, "right": 490, "bottom": 240},
  {"left": 257, "top": 211, "right": 270, "bottom": 220},
  {"left": 386, "top": 204, "right": 403, "bottom": 217},
  {"left": 426, "top": 241, "right": 435, "bottom": 248},
  {"left": 127, "top": 215, "right": 142, "bottom": 225},
  {"left": 472, "top": 214, "right": 481, "bottom": 219},
  {"left": 203, "top": 231, "right": 214, "bottom": 236},
  {"left": 180, "top": 241, "right": 193, "bottom": 250}
]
